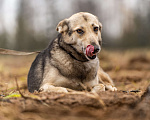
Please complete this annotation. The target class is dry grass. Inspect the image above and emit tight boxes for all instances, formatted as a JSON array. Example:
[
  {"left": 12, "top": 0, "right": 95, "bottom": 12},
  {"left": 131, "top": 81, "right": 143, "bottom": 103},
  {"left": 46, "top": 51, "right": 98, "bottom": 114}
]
[{"left": 0, "top": 49, "right": 150, "bottom": 120}]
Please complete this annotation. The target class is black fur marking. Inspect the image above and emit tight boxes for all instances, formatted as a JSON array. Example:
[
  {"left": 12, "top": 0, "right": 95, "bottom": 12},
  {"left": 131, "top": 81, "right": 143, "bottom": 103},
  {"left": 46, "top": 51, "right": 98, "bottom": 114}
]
[
  {"left": 69, "top": 45, "right": 89, "bottom": 62},
  {"left": 28, "top": 33, "right": 97, "bottom": 92},
  {"left": 27, "top": 37, "right": 56, "bottom": 93},
  {"left": 68, "top": 30, "right": 73, "bottom": 36},
  {"left": 67, "top": 22, "right": 73, "bottom": 36},
  {"left": 58, "top": 34, "right": 89, "bottom": 62},
  {"left": 82, "top": 15, "right": 88, "bottom": 21},
  {"left": 58, "top": 44, "right": 79, "bottom": 61},
  {"left": 99, "top": 25, "right": 102, "bottom": 31},
  {"left": 51, "top": 35, "right": 90, "bottom": 81},
  {"left": 27, "top": 50, "right": 45, "bottom": 93},
  {"left": 62, "top": 20, "right": 68, "bottom": 27},
  {"left": 99, "top": 40, "right": 102, "bottom": 46}
]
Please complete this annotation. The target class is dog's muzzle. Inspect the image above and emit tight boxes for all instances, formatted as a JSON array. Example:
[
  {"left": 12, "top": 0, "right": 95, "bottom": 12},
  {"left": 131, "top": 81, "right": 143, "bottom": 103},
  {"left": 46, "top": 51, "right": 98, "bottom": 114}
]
[{"left": 86, "top": 45, "right": 100, "bottom": 59}]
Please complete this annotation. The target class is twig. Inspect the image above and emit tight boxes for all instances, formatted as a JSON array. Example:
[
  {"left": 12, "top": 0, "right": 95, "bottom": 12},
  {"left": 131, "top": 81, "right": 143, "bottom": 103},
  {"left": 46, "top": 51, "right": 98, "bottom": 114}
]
[
  {"left": 15, "top": 77, "right": 27, "bottom": 99},
  {"left": 66, "top": 83, "right": 106, "bottom": 109},
  {"left": 79, "top": 82, "right": 88, "bottom": 91},
  {"left": 0, "top": 48, "right": 40, "bottom": 55},
  {"left": 122, "top": 90, "right": 141, "bottom": 93},
  {"left": 90, "top": 91, "right": 106, "bottom": 109},
  {"left": 130, "top": 90, "right": 141, "bottom": 93},
  {"left": 79, "top": 82, "right": 106, "bottom": 109},
  {"left": 14, "top": 77, "right": 50, "bottom": 107}
]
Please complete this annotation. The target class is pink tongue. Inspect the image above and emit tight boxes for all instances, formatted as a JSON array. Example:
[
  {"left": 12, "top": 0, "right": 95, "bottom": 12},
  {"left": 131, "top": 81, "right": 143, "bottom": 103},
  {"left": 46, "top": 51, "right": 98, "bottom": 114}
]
[{"left": 86, "top": 45, "right": 94, "bottom": 57}]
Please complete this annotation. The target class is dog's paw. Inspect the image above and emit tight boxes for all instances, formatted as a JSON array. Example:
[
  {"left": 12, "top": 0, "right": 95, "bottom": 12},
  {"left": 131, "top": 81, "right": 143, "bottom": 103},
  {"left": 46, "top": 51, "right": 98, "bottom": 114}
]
[
  {"left": 53, "top": 87, "right": 68, "bottom": 93},
  {"left": 105, "top": 85, "right": 117, "bottom": 91},
  {"left": 91, "top": 84, "right": 105, "bottom": 93},
  {"left": 112, "top": 87, "right": 117, "bottom": 91},
  {"left": 40, "top": 84, "right": 68, "bottom": 93}
]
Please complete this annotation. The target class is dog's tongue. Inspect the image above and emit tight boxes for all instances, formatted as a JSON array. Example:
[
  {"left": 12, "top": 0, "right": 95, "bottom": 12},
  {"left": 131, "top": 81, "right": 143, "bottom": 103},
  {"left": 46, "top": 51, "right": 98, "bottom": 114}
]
[{"left": 86, "top": 45, "right": 94, "bottom": 57}]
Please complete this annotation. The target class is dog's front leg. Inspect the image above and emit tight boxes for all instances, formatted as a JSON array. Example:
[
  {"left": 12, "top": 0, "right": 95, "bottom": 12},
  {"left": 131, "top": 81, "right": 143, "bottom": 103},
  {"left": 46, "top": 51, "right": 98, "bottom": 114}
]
[
  {"left": 40, "top": 83, "right": 68, "bottom": 93},
  {"left": 85, "top": 76, "right": 105, "bottom": 93},
  {"left": 91, "top": 84, "right": 105, "bottom": 93},
  {"left": 98, "top": 67, "right": 117, "bottom": 91}
]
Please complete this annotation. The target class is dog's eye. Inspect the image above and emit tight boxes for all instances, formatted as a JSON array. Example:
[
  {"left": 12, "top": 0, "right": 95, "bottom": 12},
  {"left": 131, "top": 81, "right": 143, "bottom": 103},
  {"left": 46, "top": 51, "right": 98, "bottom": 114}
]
[
  {"left": 76, "top": 29, "right": 84, "bottom": 34},
  {"left": 94, "top": 27, "right": 99, "bottom": 32}
]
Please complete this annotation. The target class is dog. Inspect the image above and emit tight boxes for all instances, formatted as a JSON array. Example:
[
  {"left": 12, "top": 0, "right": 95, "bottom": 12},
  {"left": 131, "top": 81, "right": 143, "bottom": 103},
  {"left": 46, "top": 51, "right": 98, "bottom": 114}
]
[{"left": 27, "top": 12, "right": 117, "bottom": 93}]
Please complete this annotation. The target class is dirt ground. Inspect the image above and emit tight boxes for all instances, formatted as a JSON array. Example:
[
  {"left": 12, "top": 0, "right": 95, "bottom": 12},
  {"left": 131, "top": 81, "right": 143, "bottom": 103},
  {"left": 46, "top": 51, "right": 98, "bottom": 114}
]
[{"left": 0, "top": 49, "right": 150, "bottom": 120}]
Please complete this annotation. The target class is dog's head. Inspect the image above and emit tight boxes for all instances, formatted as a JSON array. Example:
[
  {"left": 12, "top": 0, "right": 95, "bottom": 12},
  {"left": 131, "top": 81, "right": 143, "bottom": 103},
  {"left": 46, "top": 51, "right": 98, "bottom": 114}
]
[{"left": 56, "top": 12, "right": 102, "bottom": 60}]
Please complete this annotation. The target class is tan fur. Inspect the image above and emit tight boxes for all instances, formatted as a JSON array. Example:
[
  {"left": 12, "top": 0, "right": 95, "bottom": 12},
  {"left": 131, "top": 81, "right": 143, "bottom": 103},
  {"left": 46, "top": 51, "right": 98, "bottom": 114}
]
[{"left": 29, "top": 12, "right": 117, "bottom": 93}]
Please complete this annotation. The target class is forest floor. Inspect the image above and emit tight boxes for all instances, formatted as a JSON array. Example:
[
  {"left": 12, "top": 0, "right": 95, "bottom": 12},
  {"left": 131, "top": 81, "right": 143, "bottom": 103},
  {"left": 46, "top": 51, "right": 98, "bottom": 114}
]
[{"left": 0, "top": 49, "right": 150, "bottom": 120}]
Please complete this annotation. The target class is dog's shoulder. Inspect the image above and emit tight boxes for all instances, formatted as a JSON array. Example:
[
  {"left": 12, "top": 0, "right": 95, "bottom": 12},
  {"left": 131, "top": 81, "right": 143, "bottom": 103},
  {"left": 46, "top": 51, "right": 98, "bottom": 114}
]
[
  {"left": 27, "top": 49, "right": 48, "bottom": 92},
  {"left": 27, "top": 35, "right": 60, "bottom": 92}
]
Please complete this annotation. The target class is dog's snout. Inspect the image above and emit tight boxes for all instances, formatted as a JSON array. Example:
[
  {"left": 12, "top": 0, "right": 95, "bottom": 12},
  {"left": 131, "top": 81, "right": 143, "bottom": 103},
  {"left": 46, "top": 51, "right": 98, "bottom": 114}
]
[
  {"left": 94, "top": 46, "right": 100, "bottom": 53},
  {"left": 90, "top": 42, "right": 100, "bottom": 54},
  {"left": 93, "top": 45, "right": 100, "bottom": 53}
]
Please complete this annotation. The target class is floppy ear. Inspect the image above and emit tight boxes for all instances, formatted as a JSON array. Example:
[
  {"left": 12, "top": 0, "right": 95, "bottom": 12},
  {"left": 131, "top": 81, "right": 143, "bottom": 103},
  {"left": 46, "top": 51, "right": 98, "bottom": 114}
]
[
  {"left": 56, "top": 19, "right": 69, "bottom": 33},
  {"left": 99, "top": 22, "right": 102, "bottom": 32}
]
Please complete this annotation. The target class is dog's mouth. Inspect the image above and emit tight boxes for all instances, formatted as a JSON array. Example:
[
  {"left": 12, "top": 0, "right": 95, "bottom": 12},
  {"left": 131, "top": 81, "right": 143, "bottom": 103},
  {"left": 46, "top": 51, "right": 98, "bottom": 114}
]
[{"left": 85, "top": 45, "right": 97, "bottom": 59}]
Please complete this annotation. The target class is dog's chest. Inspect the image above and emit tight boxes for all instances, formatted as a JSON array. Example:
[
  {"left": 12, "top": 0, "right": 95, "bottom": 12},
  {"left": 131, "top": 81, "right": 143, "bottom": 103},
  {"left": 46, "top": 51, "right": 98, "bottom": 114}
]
[{"left": 51, "top": 50, "right": 99, "bottom": 81}]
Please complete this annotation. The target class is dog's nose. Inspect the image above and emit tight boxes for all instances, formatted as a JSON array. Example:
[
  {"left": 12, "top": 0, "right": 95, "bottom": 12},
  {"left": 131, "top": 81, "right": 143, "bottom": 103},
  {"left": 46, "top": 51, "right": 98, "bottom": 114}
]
[
  {"left": 94, "top": 46, "right": 100, "bottom": 52},
  {"left": 93, "top": 45, "right": 100, "bottom": 54},
  {"left": 91, "top": 42, "right": 100, "bottom": 54}
]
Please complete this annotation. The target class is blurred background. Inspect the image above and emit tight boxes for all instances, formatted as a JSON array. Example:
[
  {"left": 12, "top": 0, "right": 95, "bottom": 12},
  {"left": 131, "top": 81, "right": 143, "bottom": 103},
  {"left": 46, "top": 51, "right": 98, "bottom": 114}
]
[{"left": 0, "top": 0, "right": 150, "bottom": 51}]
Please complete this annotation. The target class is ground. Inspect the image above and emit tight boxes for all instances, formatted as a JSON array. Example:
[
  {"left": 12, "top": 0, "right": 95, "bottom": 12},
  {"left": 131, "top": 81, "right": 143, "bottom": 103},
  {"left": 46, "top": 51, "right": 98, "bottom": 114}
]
[{"left": 0, "top": 49, "right": 150, "bottom": 120}]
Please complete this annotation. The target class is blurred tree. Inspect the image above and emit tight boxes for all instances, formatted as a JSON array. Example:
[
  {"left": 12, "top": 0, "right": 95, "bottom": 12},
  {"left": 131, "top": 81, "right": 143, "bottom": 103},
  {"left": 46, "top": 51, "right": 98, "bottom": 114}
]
[
  {"left": 0, "top": 0, "right": 150, "bottom": 50},
  {"left": 45, "top": 0, "right": 59, "bottom": 40},
  {"left": 73, "top": 0, "right": 97, "bottom": 15},
  {"left": 15, "top": 0, "right": 50, "bottom": 51},
  {"left": 116, "top": 9, "right": 150, "bottom": 49},
  {"left": 0, "top": 0, "right": 7, "bottom": 48},
  {"left": 0, "top": 33, "right": 7, "bottom": 48},
  {"left": 15, "top": 0, "right": 26, "bottom": 50}
]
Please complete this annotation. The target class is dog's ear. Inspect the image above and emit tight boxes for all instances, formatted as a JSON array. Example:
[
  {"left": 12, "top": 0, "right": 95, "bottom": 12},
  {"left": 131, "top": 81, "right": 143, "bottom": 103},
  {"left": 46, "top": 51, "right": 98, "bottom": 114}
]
[
  {"left": 56, "top": 19, "right": 69, "bottom": 33},
  {"left": 99, "top": 22, "right": 102, "bottom": 32}
]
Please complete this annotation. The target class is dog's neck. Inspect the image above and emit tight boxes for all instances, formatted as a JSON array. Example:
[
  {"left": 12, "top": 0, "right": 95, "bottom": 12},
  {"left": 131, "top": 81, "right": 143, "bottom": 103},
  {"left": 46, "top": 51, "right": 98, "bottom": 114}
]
[
  {"left": 57, "top": 34, "right": 89, "bottom": 62},
  {"left": 49, "top": 34, "right": 99, "bottom": 82}
]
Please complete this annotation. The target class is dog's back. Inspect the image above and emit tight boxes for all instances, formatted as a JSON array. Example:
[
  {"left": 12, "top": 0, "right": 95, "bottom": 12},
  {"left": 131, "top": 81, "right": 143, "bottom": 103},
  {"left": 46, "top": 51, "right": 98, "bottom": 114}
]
[
  {"left": 28, "top": 43, "right": 53, "bottom": 92},
  {"left": 27, "top": 12, "right": 117, "bottom": 93}
]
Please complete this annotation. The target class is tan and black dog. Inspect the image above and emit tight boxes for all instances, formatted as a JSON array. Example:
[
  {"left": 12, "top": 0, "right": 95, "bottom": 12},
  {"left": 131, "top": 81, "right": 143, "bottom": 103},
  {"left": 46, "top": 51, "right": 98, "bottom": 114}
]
[{"left": 27, "top": 12, "right": 117, "bottom": 93}]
